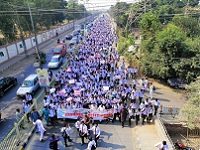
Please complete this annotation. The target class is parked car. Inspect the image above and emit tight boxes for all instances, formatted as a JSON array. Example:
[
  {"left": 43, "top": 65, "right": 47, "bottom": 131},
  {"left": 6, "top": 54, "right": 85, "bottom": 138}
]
[
  {"left": 69, "top": 37, "right": 79, "bottom": 45},
  {"left": 167, "top": 78, "right": 187, "bottom": 89},
  {"left": 65, "top": 34, "right": 72, "bottom": 40},
  {"left": 47, "top": 55, "right": 63, "bottom": 69},
  {"left": 0, "top": 77, "right": 17, "bottom": 97},
  {"left": 16, "top": 74, "right": 40, "bottom": 97},
  {"left": 52, "top": 43, "right": 67, "bottom": 57}
]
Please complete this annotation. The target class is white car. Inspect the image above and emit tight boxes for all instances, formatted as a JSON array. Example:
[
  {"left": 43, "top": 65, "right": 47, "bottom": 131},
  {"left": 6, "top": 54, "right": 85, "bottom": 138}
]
[
  {"left": 16, "top": 74, "right": 40, "bottom": 97},
  {"left": 48, "top": 55, "right": 63, "bottom": 69}
]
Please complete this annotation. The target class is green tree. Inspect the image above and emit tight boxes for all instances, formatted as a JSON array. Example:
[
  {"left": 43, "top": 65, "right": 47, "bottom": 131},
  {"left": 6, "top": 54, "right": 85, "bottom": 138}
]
[
  {"left": 139, "top": 12, "right": 161, "bottom": 39},
  {"left": 179, "top": 77, "right": 200, "bottom": 129}
]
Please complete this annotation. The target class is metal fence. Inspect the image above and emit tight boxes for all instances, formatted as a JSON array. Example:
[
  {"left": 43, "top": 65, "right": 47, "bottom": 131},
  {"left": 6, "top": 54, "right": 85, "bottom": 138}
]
[
  {"left": 0, "top": 58, "right": 70, "bottom": 150},
  {"left": 0, "top": 88, "right": 45, "bottom": 150}
]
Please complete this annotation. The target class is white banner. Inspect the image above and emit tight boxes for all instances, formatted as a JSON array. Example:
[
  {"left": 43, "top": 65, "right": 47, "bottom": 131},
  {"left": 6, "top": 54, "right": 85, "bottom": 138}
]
[{"left": 57, "top": 108, "right": 114, "bottom": 120}]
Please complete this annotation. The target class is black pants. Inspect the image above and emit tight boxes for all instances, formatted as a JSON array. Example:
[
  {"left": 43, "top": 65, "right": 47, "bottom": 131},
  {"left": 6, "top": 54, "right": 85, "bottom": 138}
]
[
  {"left": 142, "top": 114, "right": 146, "bottom": 125},
  {"left": 79, "top": 133, "right": 87, "bottom": 144},
  {"left": 135, "top": 115, "right": 140, "bottom": 125},
  {"left": 63, "top": 136, "right": 72, "bottom": 146},
  {"left": 94, "top": 135, "right": 99, "bottom": 146}
]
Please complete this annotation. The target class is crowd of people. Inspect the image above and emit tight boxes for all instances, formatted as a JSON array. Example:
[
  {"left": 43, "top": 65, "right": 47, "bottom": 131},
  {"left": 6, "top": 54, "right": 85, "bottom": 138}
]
[{"left": 15, "top": 13, "right": 164, "bottom": 150}]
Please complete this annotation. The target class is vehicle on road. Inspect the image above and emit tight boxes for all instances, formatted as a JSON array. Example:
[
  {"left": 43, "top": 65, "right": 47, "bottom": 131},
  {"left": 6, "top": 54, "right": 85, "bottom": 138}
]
[
  {"left": 47, "top": 55, "right": 63, "bottom": 69},
  {"left": 52, "top": 43, "right": 67, "bottom": 57},
  {"left": 167, "top": 78, "right": 188, "bottom": 89},
  {"left": 65, "top": 34, "right": 72, "bottom": 40},
  {"left": 16, "top": 74, "right": 40, "bottom": 97},
  {"left": 174, "top": 141, "right": 193, "bottom": 150},
  {"left": 0, "top": 77, "right": 17, "bottom": 97},
  {"left": 69, "top": 37, "right": 79, "bottom": 45}
]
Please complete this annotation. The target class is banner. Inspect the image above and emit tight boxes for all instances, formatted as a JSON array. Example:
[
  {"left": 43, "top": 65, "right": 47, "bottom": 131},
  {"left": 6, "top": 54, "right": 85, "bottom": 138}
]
[
  {"left": 36, "top": 69, "right": 50, "bottom": 87},
  {"left": 57, "top": 108, "right": 114, "bottom": 120}
]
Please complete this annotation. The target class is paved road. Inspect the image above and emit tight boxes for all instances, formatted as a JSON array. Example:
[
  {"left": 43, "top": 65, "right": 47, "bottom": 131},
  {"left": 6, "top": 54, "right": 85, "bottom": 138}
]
[
  {"left": 25, "top": 73, "right": 185, "bottom": 150},
  {"left": 0, "top": 29, "right": 73, "bottom": 142}
]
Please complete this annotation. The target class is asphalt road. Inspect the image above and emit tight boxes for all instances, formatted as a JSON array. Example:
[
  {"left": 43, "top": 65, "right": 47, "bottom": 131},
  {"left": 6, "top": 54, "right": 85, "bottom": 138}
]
[{"left": 0, "top": 30, "right": 73, "bottom": 142}]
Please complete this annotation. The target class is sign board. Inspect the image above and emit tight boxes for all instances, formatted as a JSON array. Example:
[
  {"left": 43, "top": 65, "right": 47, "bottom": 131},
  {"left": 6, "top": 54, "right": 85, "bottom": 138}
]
[{"left": 36, "top": 69, "right": 50, "bottom": 87}]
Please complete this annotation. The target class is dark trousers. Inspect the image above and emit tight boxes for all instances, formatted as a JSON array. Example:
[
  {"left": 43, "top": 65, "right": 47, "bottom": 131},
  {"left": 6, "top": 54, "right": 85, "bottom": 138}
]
[
  {"left": 142, "top": 114, "right": 146, "bottom": 125},
  {"left": 94, "top": 135, "right": 99, "bottom": 146},
  {"left": 135, "top": 115, "right": 140, "bottom": 125},
  {"left": 64, "top": 136, "right": 72, "bottom": 146},
  {"left": 79, "top": 133, "right": 87, "bottom": 144}
]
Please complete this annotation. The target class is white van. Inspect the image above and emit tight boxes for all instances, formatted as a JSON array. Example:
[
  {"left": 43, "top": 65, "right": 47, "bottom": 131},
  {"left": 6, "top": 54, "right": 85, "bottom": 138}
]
[{"left": 16, "top": 74, "right": 40, "bottom": 97}]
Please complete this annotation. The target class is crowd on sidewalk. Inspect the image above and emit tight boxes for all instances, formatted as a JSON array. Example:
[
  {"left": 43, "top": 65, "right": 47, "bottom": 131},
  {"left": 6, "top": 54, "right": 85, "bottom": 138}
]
[{"left": 15, "top": 13, "right": 166, "bottom": 150}]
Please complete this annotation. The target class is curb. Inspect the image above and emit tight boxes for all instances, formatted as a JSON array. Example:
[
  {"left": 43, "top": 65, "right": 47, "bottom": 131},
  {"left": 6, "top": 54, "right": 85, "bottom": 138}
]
[
  {"left": 19, "top": 126, "right": 36, "bottom": 150},
  {"left": 0, "top": 27, "right": 74, "bottom": 73}
]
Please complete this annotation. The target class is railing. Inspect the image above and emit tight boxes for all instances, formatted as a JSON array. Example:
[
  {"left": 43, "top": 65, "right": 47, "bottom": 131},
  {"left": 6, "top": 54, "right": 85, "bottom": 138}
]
[
  {"left": 0, "top": 89, "right": 45, "bottom": 150},
  {"left": 0, "top": 58, "right": 70, "bottom": 150},
  {"left": 156, "top": 117, "right": 176, "bottom": 150}
]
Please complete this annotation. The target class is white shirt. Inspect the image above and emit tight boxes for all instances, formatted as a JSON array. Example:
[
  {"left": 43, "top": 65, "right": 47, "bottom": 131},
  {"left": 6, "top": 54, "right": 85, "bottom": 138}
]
[
  {"left": 87, "top": 140, "right": 96, "bottom": 150},
  {"left": 98, "top": 105, "right": 105, "bottom": 111},
  {"left": 33, "top": 119, "right": 46, "bottom": 132},
  {"left": 75, "top": 120, "right": 81, "bottom": 129},
  {"left": 89, "top": 126, "right": 101, "bottom": 137},
  {"left": 154, "top": 142, "right": 169, "bottom": 150},
  {"left": 79, "top": 124, "right": 88, "bottom": 134},
  {"left": 61, "top": 127, "right": 71, "bottom": 136}
]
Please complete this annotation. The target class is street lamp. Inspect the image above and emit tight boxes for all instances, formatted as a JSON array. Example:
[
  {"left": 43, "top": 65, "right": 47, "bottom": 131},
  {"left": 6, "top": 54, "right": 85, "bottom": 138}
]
[
  {"left": 80, "top": 0, "right": 89, "bottom": 37},
  {"left": 27, "top": 0, "right": 41, "bottom": 60}
]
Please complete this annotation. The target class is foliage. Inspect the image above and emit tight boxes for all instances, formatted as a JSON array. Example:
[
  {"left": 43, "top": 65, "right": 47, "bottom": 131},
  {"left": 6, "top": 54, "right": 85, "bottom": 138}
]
[
  {"left": 139, "top": 12, "right": 161, "bottom": 39},
  {"left": 0, "top": 0, "right": 87, "bottom": 45},
  {"left": 179, "top": 77, "right": 200, "bottom": 129}
]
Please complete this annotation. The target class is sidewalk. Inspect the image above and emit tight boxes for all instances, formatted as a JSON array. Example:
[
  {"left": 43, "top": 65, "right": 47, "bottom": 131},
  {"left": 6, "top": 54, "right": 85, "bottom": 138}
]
[
  {"left": 0, "top": 26, "right": 74, "bottom": 73},
  {"left": 25, "top": 119, "right": 166, "bottom": 150}
]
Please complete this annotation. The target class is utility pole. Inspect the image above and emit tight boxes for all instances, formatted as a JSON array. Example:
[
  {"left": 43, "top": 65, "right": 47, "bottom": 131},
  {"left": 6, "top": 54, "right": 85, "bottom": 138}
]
[
  {"left": 7, "top": 2, "right": 28, "bottom": 57},
  {"left": 27, "top": 0, "right": 40, "bottom": 60},
  {"left": 16, "top": 10, "right": 28, "bottom": 57}
]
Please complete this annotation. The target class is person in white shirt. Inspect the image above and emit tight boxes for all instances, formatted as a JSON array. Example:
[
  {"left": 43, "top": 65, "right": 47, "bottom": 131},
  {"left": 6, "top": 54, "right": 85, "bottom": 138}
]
[
  {"left": 97, "top": 104, "right": 105, "bottom": 111},
  {"left": 90, "top": 103, "right": 97, "bottom": 111},
  {"left": 88, "top": 123, "right": 101, "bottom": 146},
  {"left": 154, "top": 141, "right": 169, "bottom": 150},
  {"left": 87, "top": 137, "right": 96, "bottom": 150},
  {"left": 79, "top": 121, "right": 88, "bottom": 145},
  {"left": 33, "top": 116, "right": 46, "bottom": 142},
  {"left": 49, "top": 106, "right": 56, "bottom": 126},
  {"left": 61, "top": 123, "right": 73, "bottom": 147},
  {"left": 128, "top": 106, "right": 134, "bottom": 126},
  {"left": 75, "top": 117, "right": 82, "bottom": 135}
]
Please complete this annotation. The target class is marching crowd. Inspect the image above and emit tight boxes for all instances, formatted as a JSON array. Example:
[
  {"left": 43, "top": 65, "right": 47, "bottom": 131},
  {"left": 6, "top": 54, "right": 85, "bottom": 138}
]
[{"left": 15, "top": 14, "right": 164, "bottom": 150}]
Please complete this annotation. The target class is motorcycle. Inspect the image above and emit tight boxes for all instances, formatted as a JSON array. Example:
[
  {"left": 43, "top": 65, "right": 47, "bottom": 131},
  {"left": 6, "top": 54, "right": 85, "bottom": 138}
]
[{"left": 174, "top": 141, "right": 193, "bottom": 150}]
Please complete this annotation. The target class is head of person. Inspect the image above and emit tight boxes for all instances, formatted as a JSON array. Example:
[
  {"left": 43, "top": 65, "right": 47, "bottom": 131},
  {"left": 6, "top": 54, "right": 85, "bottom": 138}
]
[
  {"left": 95, "top": 123, "right": 98, "bottom": 127},
  {"left": 16, "top": 108, "right": 20, "bottom": 112},
  {"left": 81, "top": 121, "right": 85, "bottom": 125},
  {"left": 51, "top": 133, "right": 55, "bottom": 139},
  {"left": 162, "top": 141, "right": 167, "bottom": 145}
]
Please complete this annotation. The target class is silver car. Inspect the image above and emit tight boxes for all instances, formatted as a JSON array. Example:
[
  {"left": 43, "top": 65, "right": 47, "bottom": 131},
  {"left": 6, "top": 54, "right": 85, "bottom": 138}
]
[
  {"left": 48, "top": 55, "right": 63, "bottom": 69},
  {"left": 16, "top": 74, "right": 40, "bottom": 97}
]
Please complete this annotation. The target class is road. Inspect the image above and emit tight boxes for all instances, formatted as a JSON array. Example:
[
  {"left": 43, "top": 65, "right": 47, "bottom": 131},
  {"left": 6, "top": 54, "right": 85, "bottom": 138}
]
[{"left": 0, "top": 30, "right": 73, "bottom": 142}]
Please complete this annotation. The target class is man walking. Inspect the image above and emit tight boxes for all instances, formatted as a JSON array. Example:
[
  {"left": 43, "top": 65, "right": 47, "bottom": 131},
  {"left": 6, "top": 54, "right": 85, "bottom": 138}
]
[
  {"left": 33, "top": 116, "right": 46, "bottom": 142},
  {"left": 79, "top": 121, "right": 88, "bottom": 145},
  {"left": 89, "top": 123, "right": 101, "bottom": 147},
  {"left": 120, "top": 105, "right": 128, "bottom": 128}
]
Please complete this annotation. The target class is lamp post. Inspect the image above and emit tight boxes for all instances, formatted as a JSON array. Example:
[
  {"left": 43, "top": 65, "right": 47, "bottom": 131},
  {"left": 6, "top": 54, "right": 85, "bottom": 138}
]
[
  {"left": 27, "top": 0, "right": 40, "bottom": 60},
  {"left": 81, "top": 0, "right": 89, "bottom": 37}
]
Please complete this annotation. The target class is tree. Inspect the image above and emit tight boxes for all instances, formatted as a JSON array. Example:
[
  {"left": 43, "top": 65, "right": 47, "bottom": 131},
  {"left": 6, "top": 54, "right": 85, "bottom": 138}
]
[
  {"left": 139, "top": 12, "right": 161, "bottom": 39},
  {"left": 179, "top": 77, "right": 200, "bottom": 129}
]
